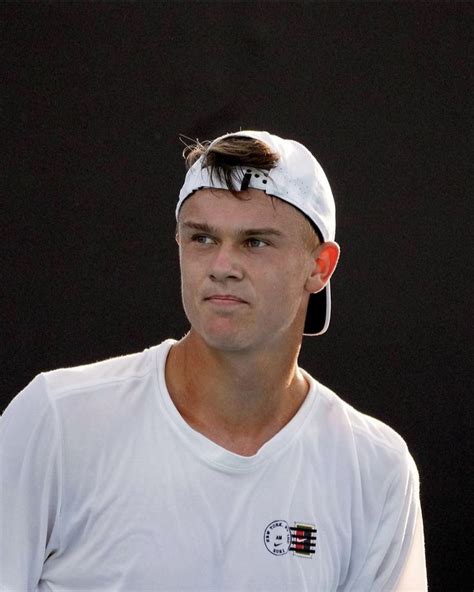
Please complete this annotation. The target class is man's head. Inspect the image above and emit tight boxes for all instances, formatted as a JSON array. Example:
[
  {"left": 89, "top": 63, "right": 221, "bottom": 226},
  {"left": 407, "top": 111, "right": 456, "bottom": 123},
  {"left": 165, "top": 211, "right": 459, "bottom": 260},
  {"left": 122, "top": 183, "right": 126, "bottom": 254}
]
[{"left": 175, "top": 131, "right": 339, "bottom": 349}]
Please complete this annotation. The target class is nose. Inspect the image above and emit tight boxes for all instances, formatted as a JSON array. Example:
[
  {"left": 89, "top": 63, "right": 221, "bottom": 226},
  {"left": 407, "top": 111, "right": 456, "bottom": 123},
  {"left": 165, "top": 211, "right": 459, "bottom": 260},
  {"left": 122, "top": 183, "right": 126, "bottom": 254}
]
[{"left": 209, "top": 243, "right": 244, "bottom": 282}]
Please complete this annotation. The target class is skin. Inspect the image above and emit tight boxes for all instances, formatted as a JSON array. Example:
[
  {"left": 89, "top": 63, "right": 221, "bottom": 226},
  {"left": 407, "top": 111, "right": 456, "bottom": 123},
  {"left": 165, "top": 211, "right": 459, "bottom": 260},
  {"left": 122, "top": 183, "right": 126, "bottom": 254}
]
[{"left": 165, "top": 188, "right": 340, "bottom": 456}]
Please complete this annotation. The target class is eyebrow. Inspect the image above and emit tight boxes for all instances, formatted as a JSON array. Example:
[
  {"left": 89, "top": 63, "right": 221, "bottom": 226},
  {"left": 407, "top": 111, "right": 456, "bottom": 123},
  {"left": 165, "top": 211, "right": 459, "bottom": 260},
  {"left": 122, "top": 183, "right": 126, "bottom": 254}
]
[{"left": 181, "top": 221, "right": 285, "bottom": 238}]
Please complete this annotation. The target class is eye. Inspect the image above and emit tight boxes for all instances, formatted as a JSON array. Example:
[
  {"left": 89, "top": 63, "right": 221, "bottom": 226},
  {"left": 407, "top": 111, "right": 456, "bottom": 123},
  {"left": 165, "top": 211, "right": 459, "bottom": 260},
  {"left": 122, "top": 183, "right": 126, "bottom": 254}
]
[
  {"left": 191, "top": 234, "right": 215, "bottom": 245},
  {"left": 245, "top": 238, "right": 267, "bottom": 248}
]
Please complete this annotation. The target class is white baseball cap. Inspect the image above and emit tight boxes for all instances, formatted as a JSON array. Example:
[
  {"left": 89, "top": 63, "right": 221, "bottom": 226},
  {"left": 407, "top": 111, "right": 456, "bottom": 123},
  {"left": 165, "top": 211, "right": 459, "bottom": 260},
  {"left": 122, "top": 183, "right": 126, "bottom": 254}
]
[{"left": 176, "top": 130, "right": 336, "bottom": 336}]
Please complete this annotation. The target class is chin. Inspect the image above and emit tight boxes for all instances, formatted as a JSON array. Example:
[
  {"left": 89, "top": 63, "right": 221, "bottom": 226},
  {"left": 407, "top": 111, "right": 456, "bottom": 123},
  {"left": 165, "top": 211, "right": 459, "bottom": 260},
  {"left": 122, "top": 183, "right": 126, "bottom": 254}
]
[
  {"left": 194, "top": 320, "right": 257, "bottom": 353},
  {"left": 202, "top": 331, "right": 252, "bottom": 353}
]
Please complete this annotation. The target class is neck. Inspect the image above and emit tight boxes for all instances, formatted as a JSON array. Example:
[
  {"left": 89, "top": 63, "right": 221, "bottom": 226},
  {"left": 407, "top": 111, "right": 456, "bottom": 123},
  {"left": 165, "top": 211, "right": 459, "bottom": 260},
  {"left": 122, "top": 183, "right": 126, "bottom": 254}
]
[{"left": 165, "top": 330, "right": 308, "bottom": 455}]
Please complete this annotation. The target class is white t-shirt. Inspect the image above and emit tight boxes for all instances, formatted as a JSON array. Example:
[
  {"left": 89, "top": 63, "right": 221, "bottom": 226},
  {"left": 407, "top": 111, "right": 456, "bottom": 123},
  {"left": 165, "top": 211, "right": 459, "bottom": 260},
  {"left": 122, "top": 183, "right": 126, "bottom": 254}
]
[{"left": 0, "top": 340, "right": 427, "bottom": 591}]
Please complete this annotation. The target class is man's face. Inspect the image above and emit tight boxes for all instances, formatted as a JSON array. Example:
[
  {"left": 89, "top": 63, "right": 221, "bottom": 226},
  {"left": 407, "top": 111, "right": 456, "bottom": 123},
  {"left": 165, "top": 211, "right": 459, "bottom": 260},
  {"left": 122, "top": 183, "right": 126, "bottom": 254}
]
[{"left": 176, "top": 188, "right": 321, "bottom": 352}]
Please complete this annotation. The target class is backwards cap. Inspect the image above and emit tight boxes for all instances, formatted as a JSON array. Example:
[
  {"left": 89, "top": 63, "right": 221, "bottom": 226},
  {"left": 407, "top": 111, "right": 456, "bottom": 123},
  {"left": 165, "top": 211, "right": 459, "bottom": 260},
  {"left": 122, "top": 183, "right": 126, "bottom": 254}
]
[{"left": 176, "top": 130, "right": 336, "bottom": 335}]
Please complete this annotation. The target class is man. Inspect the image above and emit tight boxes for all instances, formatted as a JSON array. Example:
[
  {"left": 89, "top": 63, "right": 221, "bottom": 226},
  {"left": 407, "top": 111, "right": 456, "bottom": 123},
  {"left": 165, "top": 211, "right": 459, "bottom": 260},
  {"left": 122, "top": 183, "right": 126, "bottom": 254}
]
[{"left": 0, "top": 130, "right": 427, "bottom": 590}]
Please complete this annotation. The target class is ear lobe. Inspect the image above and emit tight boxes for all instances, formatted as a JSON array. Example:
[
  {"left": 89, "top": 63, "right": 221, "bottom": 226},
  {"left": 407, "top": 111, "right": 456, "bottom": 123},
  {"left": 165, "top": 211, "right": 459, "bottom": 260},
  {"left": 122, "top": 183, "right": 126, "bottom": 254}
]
[{"left": 305, "top": 241, "right": 340, "bottom": 293}]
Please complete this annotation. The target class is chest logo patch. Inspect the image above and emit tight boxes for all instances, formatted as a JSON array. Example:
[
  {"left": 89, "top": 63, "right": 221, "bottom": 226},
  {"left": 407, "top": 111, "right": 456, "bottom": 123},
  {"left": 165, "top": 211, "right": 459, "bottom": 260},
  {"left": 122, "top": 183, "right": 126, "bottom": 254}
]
[
  {"left": 290, "top": 522, "right": 317, "bottom": 557},
  {"left": 264, "top": 520, "right": 291, "bottom": 555},
  {"left": 264, "top": 520, "right": 317, "bottom": 558}
]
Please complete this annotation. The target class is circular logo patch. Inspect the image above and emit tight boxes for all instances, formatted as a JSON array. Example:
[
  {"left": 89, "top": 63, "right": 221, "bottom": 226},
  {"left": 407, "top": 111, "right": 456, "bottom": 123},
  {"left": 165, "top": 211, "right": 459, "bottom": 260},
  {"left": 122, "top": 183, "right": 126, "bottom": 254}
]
[{"left": 264, "top": 520, "right": 291, "bottom": 555}]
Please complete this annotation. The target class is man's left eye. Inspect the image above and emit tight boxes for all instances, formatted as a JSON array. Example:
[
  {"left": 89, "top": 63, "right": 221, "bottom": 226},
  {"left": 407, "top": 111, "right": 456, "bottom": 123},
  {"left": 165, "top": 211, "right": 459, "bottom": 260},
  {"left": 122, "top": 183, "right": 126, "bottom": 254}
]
[{"left": 246, "top": 238, "right": 267, "bottom": 248}]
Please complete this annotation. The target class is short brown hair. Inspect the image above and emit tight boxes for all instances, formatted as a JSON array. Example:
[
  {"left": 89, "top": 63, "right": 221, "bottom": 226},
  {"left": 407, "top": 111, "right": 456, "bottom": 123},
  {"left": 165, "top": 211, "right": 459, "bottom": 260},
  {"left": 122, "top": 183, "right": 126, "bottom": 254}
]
[{"left": 182, "top": 135, "right": 280, "bottom": 193}]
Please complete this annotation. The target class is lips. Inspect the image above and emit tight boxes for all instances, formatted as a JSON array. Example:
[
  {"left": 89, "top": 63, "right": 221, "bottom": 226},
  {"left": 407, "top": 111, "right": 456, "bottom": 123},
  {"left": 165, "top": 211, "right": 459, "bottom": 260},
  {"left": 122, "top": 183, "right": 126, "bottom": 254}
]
[{"left": 204, "top": 294, "right": 248, "bottom": 304}]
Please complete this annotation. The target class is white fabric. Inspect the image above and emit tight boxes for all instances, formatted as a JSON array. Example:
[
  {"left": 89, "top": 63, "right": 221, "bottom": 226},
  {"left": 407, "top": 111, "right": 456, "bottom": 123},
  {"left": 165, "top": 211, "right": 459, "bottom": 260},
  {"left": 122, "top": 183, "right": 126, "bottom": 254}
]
[{"left": 0, "top": 340, "right": 427, "bottom": 591}]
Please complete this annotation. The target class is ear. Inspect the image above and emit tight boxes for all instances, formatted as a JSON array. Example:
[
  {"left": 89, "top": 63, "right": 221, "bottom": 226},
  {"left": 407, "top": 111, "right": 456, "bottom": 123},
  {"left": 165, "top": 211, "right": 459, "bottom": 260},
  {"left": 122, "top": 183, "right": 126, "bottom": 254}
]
[{"left": 304, "top": 241, "right": 340, "bottom": 294}]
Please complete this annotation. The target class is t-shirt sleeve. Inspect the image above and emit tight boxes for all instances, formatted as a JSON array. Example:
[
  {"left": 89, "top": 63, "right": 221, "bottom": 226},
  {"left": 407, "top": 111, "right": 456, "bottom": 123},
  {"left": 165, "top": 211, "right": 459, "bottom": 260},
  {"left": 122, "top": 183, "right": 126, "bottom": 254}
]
[
  {"left": 392, "top": 503, "right": 427, "bottom": 591},
  {"left": 0, "top": 374, "right": 62, "bottom": 591},
  {"left": 351, "top": 448, "right": 427, "bottom": 592}
]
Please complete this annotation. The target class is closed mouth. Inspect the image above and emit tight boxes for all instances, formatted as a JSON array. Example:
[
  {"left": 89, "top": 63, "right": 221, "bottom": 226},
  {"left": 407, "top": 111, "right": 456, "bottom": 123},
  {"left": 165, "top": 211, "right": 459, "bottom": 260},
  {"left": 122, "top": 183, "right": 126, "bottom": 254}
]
[{"left": 205, "top": 295, "right": 248, "bottom": 304}]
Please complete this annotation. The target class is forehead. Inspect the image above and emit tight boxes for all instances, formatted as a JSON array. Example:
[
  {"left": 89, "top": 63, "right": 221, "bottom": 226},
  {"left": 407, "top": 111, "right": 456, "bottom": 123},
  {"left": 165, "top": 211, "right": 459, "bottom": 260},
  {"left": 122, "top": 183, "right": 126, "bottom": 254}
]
[{"left": 178, "top": 188, "right": 307, "bottom": 231}]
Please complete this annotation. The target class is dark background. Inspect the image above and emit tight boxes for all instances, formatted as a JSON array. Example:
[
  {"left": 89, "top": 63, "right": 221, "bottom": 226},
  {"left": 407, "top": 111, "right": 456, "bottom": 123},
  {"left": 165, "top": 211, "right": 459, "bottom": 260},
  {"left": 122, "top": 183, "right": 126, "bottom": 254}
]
[{"left": 2, "top": 2, "right": 472, "bottom": 590}]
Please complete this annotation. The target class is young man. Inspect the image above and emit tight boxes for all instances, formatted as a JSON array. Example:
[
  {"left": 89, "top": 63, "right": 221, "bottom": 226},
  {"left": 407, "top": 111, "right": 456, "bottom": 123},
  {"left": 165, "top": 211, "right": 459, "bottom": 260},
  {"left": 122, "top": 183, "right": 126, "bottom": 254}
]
[{"left": 0, "top": 131, "right": 427, "bottom": 590}]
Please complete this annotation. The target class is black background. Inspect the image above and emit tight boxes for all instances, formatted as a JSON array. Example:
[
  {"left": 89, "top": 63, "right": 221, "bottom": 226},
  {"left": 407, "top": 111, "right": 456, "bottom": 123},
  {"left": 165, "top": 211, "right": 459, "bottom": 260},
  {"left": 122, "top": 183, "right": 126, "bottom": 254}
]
[{"left": 2, "top": 2, "right": 472, "bottom": 590}]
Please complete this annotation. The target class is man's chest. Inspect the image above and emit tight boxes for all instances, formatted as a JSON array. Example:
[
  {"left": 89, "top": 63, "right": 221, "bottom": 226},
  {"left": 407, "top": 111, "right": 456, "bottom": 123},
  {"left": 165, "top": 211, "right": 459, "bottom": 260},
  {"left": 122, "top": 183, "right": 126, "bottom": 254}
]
[{"left": 43, "top": 444, "right": 351, "bottom": 591}]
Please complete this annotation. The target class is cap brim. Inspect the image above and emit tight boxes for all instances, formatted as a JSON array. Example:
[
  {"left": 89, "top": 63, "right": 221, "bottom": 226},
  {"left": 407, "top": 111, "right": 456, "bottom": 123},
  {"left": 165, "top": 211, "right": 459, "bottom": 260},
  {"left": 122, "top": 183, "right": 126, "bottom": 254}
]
[{"left": 303, "top": 282, "right": 331, "bottom": 336}]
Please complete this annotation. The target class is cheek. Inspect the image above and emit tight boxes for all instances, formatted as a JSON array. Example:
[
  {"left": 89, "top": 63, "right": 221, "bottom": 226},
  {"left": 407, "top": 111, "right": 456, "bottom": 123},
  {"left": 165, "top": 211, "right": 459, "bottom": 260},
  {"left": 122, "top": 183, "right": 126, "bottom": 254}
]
[
  {"left": 179, "top": 270, "right": 201, "bottom": 326},
  {"left": 267, "top": 252, "right": 309, "bottom": 291},
  {"left": 255, "top": 264, "right": 306, "bottom": 315},
  {"left": 180, "top": 248, "right": 201, "bottom": 281},
  {"left": 179, "top": 255, "right": 198, "bottom": 304}
]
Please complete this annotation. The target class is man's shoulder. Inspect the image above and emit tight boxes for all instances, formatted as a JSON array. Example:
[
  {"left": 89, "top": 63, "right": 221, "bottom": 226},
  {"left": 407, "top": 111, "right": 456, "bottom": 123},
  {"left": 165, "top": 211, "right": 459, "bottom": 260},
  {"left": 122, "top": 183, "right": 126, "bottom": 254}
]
[
  {"left": 37, "top": 339, "right": 174, "bottom": 402},
  {"left": 310, "top": 376, "right": 411, "bottom": 463},
  {"left": 0, "top": 340, "right": 176, "bottom": 463},
  {"left": 1, "top": 340, "right": 175, "bottom": 437},
  {"left": 307, "top": 378, "right": 419, "bottom": 493}
]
